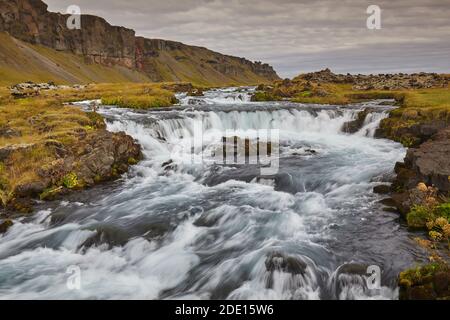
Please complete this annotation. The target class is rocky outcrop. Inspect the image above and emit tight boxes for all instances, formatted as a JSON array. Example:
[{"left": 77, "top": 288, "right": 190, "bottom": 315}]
[
  {"left": 353, "top": 73, "right": 448, "bottom": 91},
  {"left": 403, "top": 128, "right": 450, "bottom": 192},
  {"left": 294, "top": 69, "right": 448, "bottom": 90},
  {"left": 295, "top": 68, "right": 355, "bottom": 84},
  {"left": 390, "top": 127, "right": 450, "bottom": 215},
  {"left": 399, "top": 263, "right": 450, "bottom": 300},
  {"left": 2, "top": 128, "right": 142, "bottom": 213},
  {"left": 0, "top": 0, "right": 279, "bottom": 84},
  {"left": 9, "top": 81, "right": 87, "bottom": 98}
]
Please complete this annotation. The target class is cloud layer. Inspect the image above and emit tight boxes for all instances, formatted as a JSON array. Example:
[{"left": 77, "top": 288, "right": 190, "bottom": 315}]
[{"left": 45, "top": 0, "right": 450, "bottom": 78}]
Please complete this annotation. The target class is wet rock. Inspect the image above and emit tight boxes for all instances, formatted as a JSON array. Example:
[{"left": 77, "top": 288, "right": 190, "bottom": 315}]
[
  {"left": 379, "top": 198, "right": 397, "bottom": 207},
  {"left": 265, "top": 252, "right": 307, "bottom": 275},
  {"left": 0, "top": 219, "right": 13, "bottom": 234},
  {"left": 335, "top": 263, "right": 369, "bottom": 276},
  {"left": 408, "top": 284, "right": 437, "bottom": 300},
  {"left": 433, "top": 271, "right": 450, "bottom": 296},
  {"left": 81, "top": 225, "right": 131, "bottom": 249},
  {"left": 373, "top": 184, "right": 391, "bottom": 194},
  {"left": 162, "top": 159, "right": 177, "bottom": 172},
  {"left": 341, "top": 109, "right": 374, "bottom": 134}
]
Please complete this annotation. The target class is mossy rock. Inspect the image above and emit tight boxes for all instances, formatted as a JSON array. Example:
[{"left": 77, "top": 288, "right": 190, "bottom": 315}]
[
  {"left": 127, "top": 157, "right": 138, "bottom": 165},
  {"left": 407, "top": 205, "right": 433, "bottom": 229},
  {"left": 0, "top": 219, "right": 13, "bottom": 234},
  {"left": 399, "top": 263, "right": 450, "bottom": 300},
  {"left": 250, "top": 91, "right": 280, "bottom": 102}
]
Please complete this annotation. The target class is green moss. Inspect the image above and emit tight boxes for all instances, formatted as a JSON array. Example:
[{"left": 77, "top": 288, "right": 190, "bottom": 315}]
[
  {"left": 407, "top": 205, "right": 433, "bottom": 229},
  {"left": 251, "top": 91, "right": 280, "bottom": 102},
  {"left": 62, "top": 173, "right": 79, "bottom": 189},
  {"left": 101, "top": 94, "right": 175, "bottom": 109},
  {"left": 127, "top": 157, "right": 138, "bottom": 165},
  {"left": 435, "top": 203, "right": 450, "bottom": 221},
  {"left": 399, "top": 262, "right": 447, "bottom": 287}
]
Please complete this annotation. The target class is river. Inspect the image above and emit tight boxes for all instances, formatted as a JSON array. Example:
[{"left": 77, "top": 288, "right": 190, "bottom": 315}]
[{"left": 0, "top": 87, "right": 428, "bottom": 299}]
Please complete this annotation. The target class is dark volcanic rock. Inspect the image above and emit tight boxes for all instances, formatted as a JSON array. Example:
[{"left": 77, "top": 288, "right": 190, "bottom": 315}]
[
  {"left": 265, "top": 252, "right": 307, "bottom": 275},
  {"left": 342, "top": 108, "right": 374, "bottom": 134},
  {"left": 373, "top": 184, "right": 391, "bottom": 194},
  {"left": 388, "top": 127, "right": 450, "bottom": 215},
  {"left": 403, "top": 127, "right": 450, "bottom": 192}
]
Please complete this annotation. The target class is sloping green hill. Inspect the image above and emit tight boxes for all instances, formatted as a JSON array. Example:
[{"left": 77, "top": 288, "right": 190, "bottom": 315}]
[{"left": 0, "top": 32, "right": 151, "bottom": 86}]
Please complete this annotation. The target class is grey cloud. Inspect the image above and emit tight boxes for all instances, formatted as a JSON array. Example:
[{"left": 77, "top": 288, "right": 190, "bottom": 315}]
[{"left": 44, "top": 0, "right": 450, "bottom": 78}]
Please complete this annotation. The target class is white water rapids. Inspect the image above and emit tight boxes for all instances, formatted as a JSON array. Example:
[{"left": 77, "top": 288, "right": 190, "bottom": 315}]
[{"left": 0, "top": 88, "right": 428, "bottom": 299}]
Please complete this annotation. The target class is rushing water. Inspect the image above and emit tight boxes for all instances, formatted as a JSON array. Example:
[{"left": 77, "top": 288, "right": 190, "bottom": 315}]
[{"left": 0, "top": 87, "right": 428, "bottom": 300}]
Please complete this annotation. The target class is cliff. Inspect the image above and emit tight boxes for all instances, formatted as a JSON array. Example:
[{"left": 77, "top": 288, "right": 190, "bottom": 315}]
[{"left": 0, "top": 0, "right": 279, "bottom": 85}]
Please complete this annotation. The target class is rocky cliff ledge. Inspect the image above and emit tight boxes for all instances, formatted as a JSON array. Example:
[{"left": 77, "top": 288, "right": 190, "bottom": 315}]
[
  {"left": 0, "top": 0, "right": 279, "bottom": 84},
  {"left": 390, "top": 127, "right": 450, "bottom": 216}
]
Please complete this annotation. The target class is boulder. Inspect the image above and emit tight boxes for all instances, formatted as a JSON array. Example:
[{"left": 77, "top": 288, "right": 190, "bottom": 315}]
[{"left": 404, "top": 127, "right": 450, "bottom": 192}]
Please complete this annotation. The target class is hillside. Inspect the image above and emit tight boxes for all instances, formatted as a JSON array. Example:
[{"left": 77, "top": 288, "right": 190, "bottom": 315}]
[
  {"left": 0, "top": 32, "right": 152, "bottom": 85},
  {"left": 0, "top": 0, "right": 279, "bottom": 86}
]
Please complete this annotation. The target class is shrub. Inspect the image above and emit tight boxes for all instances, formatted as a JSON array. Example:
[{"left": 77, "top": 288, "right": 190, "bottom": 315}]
[
  {"left": 62, "top": 173, "right": 78, "bottom": 189},
  {"left": 407, "top": 205, "right": 433, "bottom": 228},
  {"left": 251, "top": 92, "right": 279, "bottom": 102}
]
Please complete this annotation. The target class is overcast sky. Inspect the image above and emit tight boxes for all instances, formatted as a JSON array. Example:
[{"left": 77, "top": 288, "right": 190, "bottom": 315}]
[{"left": 45, "top": 0, "right": 450, "bottom": 78}]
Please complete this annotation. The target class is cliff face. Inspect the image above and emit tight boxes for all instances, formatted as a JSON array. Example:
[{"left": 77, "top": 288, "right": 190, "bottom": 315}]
[{"left": 0, "top": 0, "right": 279, "bottom": 85}]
